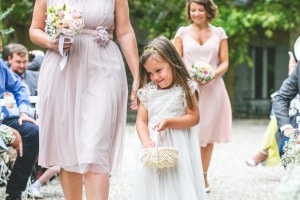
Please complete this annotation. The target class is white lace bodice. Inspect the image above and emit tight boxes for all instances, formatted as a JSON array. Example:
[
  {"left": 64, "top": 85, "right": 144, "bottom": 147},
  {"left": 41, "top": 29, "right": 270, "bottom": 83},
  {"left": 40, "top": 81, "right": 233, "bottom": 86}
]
[{"left": 137, "top": 81, "right": 198, "bottom": 125}]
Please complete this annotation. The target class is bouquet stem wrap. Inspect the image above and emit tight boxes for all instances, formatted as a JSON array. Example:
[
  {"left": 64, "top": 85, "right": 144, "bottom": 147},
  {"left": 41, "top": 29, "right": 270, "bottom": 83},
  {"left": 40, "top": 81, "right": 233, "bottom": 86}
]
[
  {"left": 45, "top": 4, "right": 84, "bottom": 70},
  {"left": 58, "top": 35, "right": 74, "bottom": 70}
]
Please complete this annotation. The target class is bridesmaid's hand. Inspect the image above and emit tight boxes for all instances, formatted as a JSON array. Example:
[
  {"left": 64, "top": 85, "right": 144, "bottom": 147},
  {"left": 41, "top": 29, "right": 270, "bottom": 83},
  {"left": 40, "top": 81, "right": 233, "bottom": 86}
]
[
  {"left": 48, "top": 36, "right": 73, "bottom": 53},
  {"left": 130, "top": 79, "right": 138, "bottom": 110},
  {"left": 196, "top": 73, "right": 215, "bottom": 86}
]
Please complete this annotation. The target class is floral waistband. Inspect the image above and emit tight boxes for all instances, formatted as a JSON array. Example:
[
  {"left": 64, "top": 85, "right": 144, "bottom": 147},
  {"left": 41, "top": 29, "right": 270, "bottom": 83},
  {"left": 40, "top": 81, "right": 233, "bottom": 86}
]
[{"left": 81, "top": 26, "right": 113, "bottom": 47}]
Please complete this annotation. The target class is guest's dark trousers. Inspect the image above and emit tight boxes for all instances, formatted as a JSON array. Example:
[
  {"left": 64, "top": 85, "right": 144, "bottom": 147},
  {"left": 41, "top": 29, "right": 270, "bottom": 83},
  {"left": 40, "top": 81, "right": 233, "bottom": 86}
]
[{"left": 2, "top": 117, "right": 39, "bottom": 198}]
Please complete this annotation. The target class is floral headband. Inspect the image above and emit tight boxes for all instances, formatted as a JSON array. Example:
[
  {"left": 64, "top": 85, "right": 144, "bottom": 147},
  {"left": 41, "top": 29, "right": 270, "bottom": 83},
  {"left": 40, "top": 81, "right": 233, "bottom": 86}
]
[{"left": 143, "top": 47, "right": 158, "bottom": 55}]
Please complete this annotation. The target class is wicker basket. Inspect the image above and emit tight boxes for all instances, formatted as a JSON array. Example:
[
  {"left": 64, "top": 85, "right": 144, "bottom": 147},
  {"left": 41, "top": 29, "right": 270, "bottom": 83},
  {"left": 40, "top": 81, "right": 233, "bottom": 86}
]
[{"left": 139, "top": 131, "right": 179, "bottom": 169}]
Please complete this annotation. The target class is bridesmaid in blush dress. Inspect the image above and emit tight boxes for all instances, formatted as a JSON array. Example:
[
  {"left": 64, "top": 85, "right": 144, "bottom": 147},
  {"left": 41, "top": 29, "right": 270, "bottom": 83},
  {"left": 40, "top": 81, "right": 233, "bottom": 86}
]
[
  {"left": 29, "top": 0, "right": 139, "bottom": 199},
  {"left": 174, "top": 0, "right": 232, "bottom": 193}
]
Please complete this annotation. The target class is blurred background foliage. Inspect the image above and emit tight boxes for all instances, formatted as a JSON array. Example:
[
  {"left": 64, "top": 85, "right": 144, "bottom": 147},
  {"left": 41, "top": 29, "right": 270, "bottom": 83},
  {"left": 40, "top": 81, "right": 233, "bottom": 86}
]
[
  {"left": 1, "top": 0, "right": 300, "bottom": 67},
  {"left": 1, "top": 0, "right": 300, "bottom": 108},
  {"left": 0, "top": 0, "right": 33, "bottom": 48},
  {"left": 128, "top": 0, "right": 300, "bottom": 104},
  {"left": 129, "top": 0, "right": 300, "bottom": 67}
]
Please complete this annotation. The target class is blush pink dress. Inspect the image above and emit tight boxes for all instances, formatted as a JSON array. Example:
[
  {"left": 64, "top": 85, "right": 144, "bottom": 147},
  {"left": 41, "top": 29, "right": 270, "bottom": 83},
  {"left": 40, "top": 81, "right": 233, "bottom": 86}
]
[
  {"left": 38, "top": 0, "right": 127, "bottom": 173},
  {"left": 175, "top": 24, "right": 232, "bottom": 147}
]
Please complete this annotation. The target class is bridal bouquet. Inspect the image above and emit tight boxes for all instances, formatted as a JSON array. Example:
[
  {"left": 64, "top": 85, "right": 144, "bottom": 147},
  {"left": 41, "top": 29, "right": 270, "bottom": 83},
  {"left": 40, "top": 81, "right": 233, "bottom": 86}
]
[
  {"left": 45, "top": 4, "right": 84, "bottom": 70},
  {"left": 45, "top": 4, "right": 84, "bottom": 40},
  {"left": 190, "top": 62, "right": 215, "bottom": 84}
]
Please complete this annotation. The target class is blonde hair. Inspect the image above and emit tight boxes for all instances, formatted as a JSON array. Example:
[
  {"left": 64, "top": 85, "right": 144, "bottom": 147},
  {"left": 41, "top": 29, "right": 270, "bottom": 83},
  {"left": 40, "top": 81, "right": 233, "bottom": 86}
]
[{"left": 139, "top": 36, "right": 197, "bottom": 109}]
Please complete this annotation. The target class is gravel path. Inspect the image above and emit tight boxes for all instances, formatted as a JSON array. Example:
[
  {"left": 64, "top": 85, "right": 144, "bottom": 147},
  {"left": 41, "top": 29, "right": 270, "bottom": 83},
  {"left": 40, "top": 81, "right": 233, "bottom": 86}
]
[{"left": 0, "top": 119, "right": 287, "bottom": 199}]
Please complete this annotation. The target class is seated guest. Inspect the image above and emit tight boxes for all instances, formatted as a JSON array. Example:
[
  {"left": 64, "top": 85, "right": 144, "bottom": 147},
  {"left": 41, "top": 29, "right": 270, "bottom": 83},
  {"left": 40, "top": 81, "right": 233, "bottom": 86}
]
[
  {"left": 0, "top": 32, "right": 39, "bottom": 200},
  {"left": 3, "top": 43, "right": 44, "bottom": 95}
]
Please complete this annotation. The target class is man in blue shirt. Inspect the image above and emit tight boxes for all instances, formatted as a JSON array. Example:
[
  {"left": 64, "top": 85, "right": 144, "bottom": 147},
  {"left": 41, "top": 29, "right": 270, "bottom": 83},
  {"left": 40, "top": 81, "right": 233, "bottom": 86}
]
[{"left": 0, "top": 32, "right": 39, "bottom": 200}]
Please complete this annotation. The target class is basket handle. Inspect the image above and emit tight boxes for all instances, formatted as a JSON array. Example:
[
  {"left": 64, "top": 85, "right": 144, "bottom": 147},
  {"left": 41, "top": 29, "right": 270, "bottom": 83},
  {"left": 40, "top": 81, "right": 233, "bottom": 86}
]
[{"left": 154, "top": 129, "right": 162, "bottom": 148}]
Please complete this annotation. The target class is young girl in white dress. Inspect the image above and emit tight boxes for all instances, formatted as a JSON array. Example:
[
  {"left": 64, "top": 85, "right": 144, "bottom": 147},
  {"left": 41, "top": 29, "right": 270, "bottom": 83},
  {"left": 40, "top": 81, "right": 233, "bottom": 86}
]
[{"left": 133, "top": 36, "right": 206, "bottom": 200}]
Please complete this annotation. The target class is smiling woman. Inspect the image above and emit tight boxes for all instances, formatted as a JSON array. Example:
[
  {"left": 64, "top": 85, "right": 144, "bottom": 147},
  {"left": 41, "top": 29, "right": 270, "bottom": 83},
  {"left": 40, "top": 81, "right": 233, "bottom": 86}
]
[{"left": 173, "top": 0, "right": 232, "bottom": 193}]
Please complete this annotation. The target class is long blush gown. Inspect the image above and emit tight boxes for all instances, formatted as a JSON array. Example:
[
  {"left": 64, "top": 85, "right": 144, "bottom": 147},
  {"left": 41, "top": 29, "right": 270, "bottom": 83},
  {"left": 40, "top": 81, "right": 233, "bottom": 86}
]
[{"left": 175, "top": 24, "right": 232, "bottom": 146}]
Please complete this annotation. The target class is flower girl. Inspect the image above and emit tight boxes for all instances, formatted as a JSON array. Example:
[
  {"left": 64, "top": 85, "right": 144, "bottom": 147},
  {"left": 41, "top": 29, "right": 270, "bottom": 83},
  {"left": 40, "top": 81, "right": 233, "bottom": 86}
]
[{"left": 133, "top": 36, "right": 206, "bottom": 200}]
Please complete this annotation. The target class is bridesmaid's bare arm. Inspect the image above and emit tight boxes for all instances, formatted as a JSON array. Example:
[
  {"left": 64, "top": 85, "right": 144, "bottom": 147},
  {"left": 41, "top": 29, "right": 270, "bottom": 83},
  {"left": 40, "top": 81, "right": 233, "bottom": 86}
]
[
  {"left": 29, "top": 0, "right": 53, "bottom": 49},
  {"left": 115, "top": 0, "right": 139, "bottom": 108},
  {"left": 174, "top": 37, "right": 183, "bottom": 57},
  {"left": 213, "top": 39, "right": 229, "bottom": 78}
]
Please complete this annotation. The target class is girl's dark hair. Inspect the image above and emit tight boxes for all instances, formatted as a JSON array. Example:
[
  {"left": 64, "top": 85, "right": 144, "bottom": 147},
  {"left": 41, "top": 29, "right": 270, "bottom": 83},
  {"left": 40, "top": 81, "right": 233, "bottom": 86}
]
[
  {"left": 186, "top": 0, "right": 218, "bottom": 23},
  {"left": 139, "top": 36, "right": 196, "bottom": 109}
]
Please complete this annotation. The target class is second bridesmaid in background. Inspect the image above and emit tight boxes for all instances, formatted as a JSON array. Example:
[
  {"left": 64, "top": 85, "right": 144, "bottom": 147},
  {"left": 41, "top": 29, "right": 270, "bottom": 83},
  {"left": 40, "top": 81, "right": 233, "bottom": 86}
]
[{"left": 174, "top": 0, "right": 232, "bottom": 193}]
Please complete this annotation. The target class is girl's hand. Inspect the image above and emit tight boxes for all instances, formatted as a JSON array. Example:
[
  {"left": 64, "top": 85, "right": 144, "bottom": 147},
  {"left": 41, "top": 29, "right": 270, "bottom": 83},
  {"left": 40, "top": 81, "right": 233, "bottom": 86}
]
[
  {"left": 153, "top": 119, "right": 168, "bottom": 132},
  {"left": 142, "top": 139, "right": 155, "bottom": 148}
]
